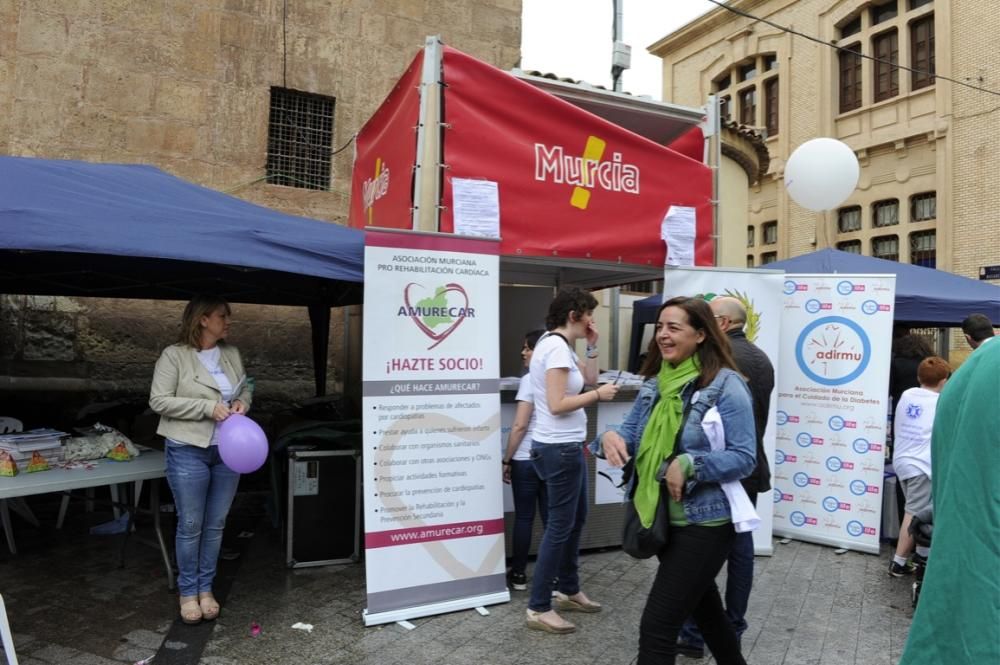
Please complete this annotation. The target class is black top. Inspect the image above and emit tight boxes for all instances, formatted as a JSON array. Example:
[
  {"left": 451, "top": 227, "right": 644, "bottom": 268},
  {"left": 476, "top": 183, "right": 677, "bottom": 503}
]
[
  {"left": 889, "top": 354, "right": 923, "bottom": 409},
  {"left": 728, "top": 329, "right": 775, "bottom": 497}
]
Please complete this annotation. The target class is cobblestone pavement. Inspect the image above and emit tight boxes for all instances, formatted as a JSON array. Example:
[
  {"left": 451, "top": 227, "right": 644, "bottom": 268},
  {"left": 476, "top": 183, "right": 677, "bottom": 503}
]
[{"left": 1, "top": 501, "right": 913, "bottom": 665}]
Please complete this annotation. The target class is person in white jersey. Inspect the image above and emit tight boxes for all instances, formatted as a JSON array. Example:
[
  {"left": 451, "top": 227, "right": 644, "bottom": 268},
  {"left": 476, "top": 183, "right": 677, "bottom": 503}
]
[
  {"left": 525, "top": 288, "right": 619, "bottom": 633},
  {"left": 150, "top": 296, "right": 252, "bottom": 625},
  {"left": 889, "top": 355, "right": 950, "bottom": 577},
  {"left": 502, "top": 329, "right": 547, "bottom": 591}
]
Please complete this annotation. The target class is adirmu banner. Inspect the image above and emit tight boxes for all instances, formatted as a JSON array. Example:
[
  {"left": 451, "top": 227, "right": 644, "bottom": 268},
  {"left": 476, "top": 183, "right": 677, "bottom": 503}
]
[
  {"left": 772, "top": 274, "right": 896, "bottom": 554},
  {"left": 348, "top": 51, "right": 423, "bottom": 230},
  {"left": 362, "top": 230, "right": 507, "bottom": 625},
  {"left": 439, "top": 46, "right": 712, "bottom": 267}
]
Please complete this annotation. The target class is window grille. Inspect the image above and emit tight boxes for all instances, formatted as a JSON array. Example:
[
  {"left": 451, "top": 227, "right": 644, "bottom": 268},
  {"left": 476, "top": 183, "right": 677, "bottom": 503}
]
[
  {"left": 911, "top": 192, "right": 936, "bottom": 221},
  {"left": 838, "top": 240, "right": 862, "bottom": 254},
  {"left": 266, "top": 87, "right": 335, "bottom": 191},
  {"left": 910, "top": 230, "right": 936, "bottom": 268},
  {"left": 762, "top": 221, "right": 778, "bottom": 245},
  {"left": 838, "top": 206, "right": 862, "bottom": 232},
  {"left": 872, "top": 235, "right": 899, "bottom": 261},
  {"left": 873, "top": 199, "right": 900, "bottom": 227}
]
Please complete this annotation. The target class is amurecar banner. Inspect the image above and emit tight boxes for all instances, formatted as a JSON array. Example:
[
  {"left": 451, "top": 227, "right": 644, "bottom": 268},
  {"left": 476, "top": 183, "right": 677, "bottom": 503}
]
[
  {"left": 772, "top": 274, "right": 896, "bottom": 554},
  {"left": 362, "top": 230, "right": 508, "bottom": 625},
  {"left": 348, "top": 51, "right": 424, "bottom": 230},
  {"left": 439, "top": 46, "right": 713, "bottom": 266}
]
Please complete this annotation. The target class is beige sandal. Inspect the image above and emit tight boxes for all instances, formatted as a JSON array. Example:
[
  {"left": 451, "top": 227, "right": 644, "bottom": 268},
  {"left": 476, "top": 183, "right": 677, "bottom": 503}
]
[
  {"left": 553, "top": 591, "right": 603, "bottom": 613},
  {"left": 179, "top": 596, "right": 202, "bottom": 625},
  {"left": 198, "top": 592, "right": 220, "bottom": 621},
  {"left": 526, "top": 609, "right": 576, "bottom": 634}
]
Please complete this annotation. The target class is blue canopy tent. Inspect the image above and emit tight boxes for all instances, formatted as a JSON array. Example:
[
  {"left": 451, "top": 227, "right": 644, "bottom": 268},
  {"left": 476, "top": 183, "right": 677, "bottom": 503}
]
[
  {"left": 0, "top": 156, "right": 366, "bottom": 395},
  {"left": 627, "top": 249, "right": 1000, "bottom": 371}
]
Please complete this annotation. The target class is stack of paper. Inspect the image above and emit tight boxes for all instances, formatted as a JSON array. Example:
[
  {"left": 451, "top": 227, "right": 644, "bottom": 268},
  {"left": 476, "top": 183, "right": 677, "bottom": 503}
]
[
  {"left": 597, "top": 370, "right": 645, "bottom": 386},
  {"left": 0, "top": 428, "right": 68, "bottom": 464}
]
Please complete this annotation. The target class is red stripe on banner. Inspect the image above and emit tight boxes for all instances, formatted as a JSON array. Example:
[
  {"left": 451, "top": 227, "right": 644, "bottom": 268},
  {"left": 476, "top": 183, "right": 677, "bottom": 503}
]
[
  {"left": 365, "top": 230, "right": 500, "bottom": 255},
  {"left": 365, "top": 518, "right": 505, "bottom": 549}
]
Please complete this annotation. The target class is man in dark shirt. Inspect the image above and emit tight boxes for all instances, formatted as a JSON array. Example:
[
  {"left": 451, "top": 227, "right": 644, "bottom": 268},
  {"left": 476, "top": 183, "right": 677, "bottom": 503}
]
[
  {"left": 960, "top": 313, "right": 995, "bottom": 350},
  {"left": 677, "top": 296, "right": 774, "bottom": 659}
]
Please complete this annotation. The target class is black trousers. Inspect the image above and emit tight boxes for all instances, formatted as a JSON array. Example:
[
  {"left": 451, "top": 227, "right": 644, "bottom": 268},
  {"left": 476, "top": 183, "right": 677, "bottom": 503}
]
[{"left": 638, "top": 524, "right": 747, "bottom": 665}]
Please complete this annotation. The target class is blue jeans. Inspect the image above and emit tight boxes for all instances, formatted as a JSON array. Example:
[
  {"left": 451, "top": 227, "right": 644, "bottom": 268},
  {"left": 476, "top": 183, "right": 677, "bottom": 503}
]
[
  {"left": 165, "top": 442, "right": 240, "bottom": 597},
  {"left": 527, "top": 442, "right": 588, "bottom": 612},
  {"left": 678, "top": 529, "right": 754, "bottom": 648},
  {"left": 509, "top": 459, "right": 548, "bottom": 575}
]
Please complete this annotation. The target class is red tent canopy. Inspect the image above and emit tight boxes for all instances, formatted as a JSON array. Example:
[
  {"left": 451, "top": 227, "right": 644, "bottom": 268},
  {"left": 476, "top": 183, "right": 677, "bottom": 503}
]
[{"left": 350, "top": 45, "right": 713, "bottom": 269}]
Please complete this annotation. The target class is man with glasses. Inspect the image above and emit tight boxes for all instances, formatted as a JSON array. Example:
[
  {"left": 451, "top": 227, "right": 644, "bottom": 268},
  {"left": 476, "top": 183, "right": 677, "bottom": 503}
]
[{"left": 677, "top": 296, "right": 774, "bottom": 659}]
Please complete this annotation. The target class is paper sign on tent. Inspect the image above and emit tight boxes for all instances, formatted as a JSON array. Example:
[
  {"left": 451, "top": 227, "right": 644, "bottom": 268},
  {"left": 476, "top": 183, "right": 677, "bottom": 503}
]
[{"left": 661, "top": 205, "right": 696, "bottom": 266}]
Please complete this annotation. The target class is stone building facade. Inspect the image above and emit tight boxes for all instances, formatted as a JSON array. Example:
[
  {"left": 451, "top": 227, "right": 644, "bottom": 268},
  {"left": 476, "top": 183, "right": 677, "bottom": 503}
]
[
  {"left": 650, "top": 0, "right": 998, "bottom": 296},
  {"left": 0, "top": 1, "right": 522, "bottom": 423}
]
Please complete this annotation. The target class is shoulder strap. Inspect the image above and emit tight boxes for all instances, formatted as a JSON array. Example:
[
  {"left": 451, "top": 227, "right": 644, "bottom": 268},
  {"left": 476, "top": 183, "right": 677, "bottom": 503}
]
[{"left": 542, "top": 331, "right": 571, "bottom": 348}]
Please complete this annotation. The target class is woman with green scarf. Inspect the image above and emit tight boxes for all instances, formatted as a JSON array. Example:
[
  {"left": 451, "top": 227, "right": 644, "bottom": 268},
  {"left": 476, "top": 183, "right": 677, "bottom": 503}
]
[{"left": 592, "top": 297, "right": 756, "bottom": 665}]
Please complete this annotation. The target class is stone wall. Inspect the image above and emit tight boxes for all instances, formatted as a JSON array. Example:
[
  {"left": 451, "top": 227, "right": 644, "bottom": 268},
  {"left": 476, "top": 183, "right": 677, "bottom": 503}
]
[{"left": 0, "top": 1, "right": 522, "bottom": 426}]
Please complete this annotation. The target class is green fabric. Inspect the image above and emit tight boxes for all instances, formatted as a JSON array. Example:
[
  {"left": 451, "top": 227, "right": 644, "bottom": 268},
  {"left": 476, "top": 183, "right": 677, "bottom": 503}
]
[
  {"left": 899, "top": 341, "right": 1000, "bottom": 665},
  {"left": 634, "top": 356, "right": 700, "bottom": 527}
]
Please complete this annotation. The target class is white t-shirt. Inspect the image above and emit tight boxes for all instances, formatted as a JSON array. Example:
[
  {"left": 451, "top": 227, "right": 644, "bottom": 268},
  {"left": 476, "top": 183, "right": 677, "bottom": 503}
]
[
  {"left": 529, "top": 333, "right": 586, "bottom": 444},
  {"left": 197, "top": 346, "right": 234, "bottom": 446},
  {"left": 511, "top": 376, "right": 538, "bottom": 461},
  {"left": 892, "top": 386, "right": 938, "bottom": 480}
]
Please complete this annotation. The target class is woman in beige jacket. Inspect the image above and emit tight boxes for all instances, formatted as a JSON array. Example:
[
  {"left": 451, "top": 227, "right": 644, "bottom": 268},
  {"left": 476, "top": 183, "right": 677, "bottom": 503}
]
[{"left": 150, "top": 295, "right": 252, "bottom": 625}]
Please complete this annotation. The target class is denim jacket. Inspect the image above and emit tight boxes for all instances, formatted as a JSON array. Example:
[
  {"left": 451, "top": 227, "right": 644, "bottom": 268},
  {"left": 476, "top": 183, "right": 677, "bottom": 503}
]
[{"left": 588, "top": 368, "right": 756, "bottom": 523}]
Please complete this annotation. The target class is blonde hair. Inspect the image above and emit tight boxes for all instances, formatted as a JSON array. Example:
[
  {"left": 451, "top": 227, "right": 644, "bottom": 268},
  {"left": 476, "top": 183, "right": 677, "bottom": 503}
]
[{"left": 179, "top": 295, "right": 230, "bottom": 349}]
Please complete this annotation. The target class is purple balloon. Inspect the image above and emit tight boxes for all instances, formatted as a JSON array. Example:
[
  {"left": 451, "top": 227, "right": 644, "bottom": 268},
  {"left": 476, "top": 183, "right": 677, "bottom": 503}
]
[{"left": 217, "top": 414, "right": 268, "bottom": 474}]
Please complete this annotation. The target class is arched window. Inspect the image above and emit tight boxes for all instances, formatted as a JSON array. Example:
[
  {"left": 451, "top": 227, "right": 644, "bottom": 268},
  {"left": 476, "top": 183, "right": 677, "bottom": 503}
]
[{"left": 713, "top": 53, "right": 780, "bottom": 136}]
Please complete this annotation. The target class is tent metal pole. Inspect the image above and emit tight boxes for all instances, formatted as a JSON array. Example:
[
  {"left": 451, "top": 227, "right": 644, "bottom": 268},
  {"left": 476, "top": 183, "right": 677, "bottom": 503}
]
[
  {"left": 709, "top": 94, "right": 721, "bottom": 267},
  {"left": 608, "top": 286, "right": 620, "bottom": 369},
  {"left": 413, "top": 35, "right": 443, "bottom": 233},
  {"left": 308, "top": 304, "right": 331, "bottom": 397}
]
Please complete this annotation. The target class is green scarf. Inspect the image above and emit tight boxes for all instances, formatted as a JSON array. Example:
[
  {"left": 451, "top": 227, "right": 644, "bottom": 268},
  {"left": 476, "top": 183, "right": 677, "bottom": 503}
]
[{"left": 634, "top": 355, "right": 700, "bottom": 527}]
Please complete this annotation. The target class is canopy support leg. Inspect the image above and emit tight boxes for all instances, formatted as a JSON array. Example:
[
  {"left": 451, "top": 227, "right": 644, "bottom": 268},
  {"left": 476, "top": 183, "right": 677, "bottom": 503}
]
[{"left": 308, "top": 305, "right": 331, "bottom": 397}]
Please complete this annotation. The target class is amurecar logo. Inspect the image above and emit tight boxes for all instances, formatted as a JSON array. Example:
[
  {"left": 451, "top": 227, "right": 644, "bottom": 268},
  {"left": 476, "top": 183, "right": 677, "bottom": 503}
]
[
  {"left": 399, "top": 282, "right": 474, "bottom": 350},
  {"left": 534, "top": 138, "right": 640, "bottom": 210},
  {"left": 363, "top": 157, "right": 390, "bottom": 225}
]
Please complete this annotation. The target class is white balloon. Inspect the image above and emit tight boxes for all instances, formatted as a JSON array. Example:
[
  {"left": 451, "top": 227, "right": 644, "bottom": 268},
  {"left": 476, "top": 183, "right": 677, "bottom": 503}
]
[{"left": 784, "top": 138, "right": 860, "bottom": 212}]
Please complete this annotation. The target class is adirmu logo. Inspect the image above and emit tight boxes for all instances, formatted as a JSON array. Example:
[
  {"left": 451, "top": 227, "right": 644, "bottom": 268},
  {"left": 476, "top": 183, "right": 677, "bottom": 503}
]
[
  {"left": 363, "top": 158, "right": 390, "bottom": 225},
  {"left": 534, "top": 139, "right": 640, "bottom": 210}
]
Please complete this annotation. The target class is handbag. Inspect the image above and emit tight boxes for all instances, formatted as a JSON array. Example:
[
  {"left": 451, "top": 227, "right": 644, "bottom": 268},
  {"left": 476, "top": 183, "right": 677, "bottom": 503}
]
[
  {"left": 620, "top": 399, "right": 693, "bottom": 559},
  {"left": 621, "top": 460, "right": 672, "bottom": 559}
]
